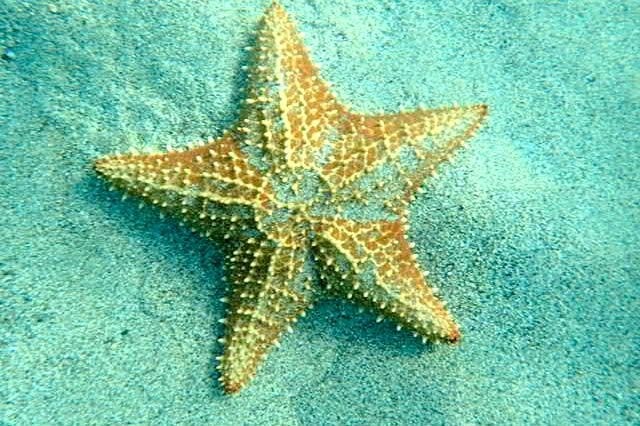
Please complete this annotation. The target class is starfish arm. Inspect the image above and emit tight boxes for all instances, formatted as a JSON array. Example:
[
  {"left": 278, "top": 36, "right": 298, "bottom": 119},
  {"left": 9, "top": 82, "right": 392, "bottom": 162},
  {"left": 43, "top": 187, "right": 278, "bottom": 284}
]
[
  {"left": 321, "top": 105, "right": 488, "bottom": 192},
  {"left": 94, "top": 133, "right": 275, "bottom": 212},
  {"left": 219, "top": 239, "right": 316, "bottom": 393},
  {"left": 240, "top": 2, "right": 347, "bottom": 171},
  {"left": 315, "top": 218, "right": 460, "bottom": 342}
]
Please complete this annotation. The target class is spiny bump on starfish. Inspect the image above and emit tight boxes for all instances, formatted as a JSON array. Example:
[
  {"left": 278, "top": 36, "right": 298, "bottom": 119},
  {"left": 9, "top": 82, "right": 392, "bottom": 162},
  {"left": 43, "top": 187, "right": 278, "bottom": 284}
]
[{"left": 94, "top": 1, "right": 488, "bottom": 394}]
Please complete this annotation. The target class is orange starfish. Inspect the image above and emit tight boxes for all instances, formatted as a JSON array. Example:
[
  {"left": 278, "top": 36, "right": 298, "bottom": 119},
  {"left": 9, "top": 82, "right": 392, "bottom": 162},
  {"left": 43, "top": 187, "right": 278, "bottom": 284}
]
[{"left": 94, "top": 1, "right": 488, "bottom": 394}]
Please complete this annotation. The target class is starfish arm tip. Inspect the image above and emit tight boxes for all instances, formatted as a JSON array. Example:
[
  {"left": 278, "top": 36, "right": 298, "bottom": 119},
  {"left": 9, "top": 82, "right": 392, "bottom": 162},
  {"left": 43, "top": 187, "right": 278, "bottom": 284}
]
[
  {"left": 447, "top": 327, "right": 462, "bottom": 343},
  {"left": 222, "top": 380, "right": 244, "bottom": 395}
]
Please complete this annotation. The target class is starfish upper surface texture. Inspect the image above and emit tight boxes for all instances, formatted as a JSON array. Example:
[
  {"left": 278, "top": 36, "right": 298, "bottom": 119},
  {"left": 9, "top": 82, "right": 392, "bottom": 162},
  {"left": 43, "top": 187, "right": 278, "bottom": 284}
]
[{"left": 94, "top": 1, "right": 488, "bottom": 394}]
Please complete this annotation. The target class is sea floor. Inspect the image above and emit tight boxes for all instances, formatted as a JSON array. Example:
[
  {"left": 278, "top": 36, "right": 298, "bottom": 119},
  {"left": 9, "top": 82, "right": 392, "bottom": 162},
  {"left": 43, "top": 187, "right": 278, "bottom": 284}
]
[{"left": 1, "top": 1, "right": 638, "bottom": 425}]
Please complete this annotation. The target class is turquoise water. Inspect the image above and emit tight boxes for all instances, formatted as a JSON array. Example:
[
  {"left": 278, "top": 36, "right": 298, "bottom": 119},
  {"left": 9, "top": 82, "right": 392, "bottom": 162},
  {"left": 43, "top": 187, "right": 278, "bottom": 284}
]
[{"left": 2, "top": 0, "right": 638, "bottom": 424}]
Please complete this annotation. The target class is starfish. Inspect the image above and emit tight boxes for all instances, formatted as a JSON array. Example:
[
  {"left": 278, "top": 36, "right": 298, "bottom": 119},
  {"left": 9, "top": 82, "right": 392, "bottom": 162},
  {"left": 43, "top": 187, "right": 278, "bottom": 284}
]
[{"left": 94, "top": 1, "right": 487, "bottom": 394}]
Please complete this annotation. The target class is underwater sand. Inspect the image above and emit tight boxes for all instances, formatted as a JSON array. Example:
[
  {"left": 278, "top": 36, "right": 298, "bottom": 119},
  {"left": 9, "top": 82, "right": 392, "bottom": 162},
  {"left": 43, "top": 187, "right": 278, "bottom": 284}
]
[{"left": 1, "top": 0, "right": 638, "bottom": 424}]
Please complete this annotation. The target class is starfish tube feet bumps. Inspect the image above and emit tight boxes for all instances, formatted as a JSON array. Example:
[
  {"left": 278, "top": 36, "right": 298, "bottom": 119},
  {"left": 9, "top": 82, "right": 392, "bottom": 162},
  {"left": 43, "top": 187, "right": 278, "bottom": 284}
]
[{"left": 94, "top": 1, "right": 488, "bottom": 394}]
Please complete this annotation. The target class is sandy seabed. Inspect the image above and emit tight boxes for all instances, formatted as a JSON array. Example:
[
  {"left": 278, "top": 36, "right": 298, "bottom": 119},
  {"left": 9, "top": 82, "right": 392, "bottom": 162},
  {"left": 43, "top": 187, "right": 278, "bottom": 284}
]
[{"left": 1, "top": 1, "right": 638, "bottom": 424}]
